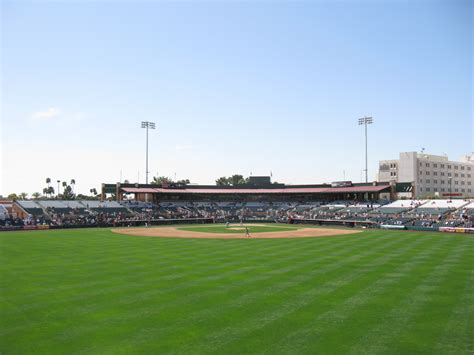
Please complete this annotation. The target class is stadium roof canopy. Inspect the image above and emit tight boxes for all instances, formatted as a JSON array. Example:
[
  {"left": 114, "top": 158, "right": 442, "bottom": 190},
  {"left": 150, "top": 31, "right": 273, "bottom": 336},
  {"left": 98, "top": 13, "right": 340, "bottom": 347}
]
[{"left": 121, "top": 185, "right": 390, "bottom": 194}]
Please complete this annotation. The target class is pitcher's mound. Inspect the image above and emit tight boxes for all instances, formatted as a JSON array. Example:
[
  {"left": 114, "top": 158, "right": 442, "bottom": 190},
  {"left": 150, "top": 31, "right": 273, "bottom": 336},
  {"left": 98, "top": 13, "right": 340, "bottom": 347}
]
[{"left": 111, "top": 226, "right": 361, "bottom": 239}]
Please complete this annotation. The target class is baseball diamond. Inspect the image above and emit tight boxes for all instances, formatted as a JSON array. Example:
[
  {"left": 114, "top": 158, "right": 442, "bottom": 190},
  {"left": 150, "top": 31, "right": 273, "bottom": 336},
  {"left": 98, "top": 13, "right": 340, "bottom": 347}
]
[{"left": 2, "top": 2, "right": 472, "bottom": 354}]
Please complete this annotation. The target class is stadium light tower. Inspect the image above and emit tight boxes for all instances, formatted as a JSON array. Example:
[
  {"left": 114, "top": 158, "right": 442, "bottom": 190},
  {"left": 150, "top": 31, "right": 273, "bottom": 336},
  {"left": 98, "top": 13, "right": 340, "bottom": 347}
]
[
  {"left": 358, "top": 116, "right": 374, "bottom": 183},
  {"left": 141, "top": 121, "right": 156, "bottom": 184}
]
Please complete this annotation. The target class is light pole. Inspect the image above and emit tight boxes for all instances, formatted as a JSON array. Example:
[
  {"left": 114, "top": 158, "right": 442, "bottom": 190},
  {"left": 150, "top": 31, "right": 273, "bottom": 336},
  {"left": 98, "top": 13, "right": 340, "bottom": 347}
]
[
  {"left": 57, "top": 180, "right": 60, "bottom": 197},
  {"left": 141, "top": 121, "right": 156, "bottom": 185},
  {"left": 358, "top": 116, "right": 374, "bottom": 183}
]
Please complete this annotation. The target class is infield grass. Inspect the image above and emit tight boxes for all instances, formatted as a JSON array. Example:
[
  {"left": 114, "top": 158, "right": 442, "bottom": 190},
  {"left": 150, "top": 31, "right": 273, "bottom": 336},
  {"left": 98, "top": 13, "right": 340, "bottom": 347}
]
[{"left": 1, "top": 226, "right": 473, "bottom": 354}]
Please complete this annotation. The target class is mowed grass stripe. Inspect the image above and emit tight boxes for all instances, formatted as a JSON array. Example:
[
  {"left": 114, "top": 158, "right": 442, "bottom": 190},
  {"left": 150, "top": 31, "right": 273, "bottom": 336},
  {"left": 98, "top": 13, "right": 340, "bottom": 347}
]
[
  {"left": 7, "top": 231, "right": 392, "bottom": 354},
  {"left": 257, "top": 233, "right": 456, "bottom": 354},
  {"left": 434, "top": 268, "right": 474, "bottom": 354},
  {"left": 1, "top": 231, "right": 354, "bottom": 319},
  {"left": 1, "top": 229, "right": 473, "bottom": 354},
  {"left": 99, "top": 232, "right": 422, "bottom": 352},
  {"left": 385, "top": 237, "right": 474, "bottom": 354},
  {"left": 0, "top": 229, "right": 370, "bottom": 350},
  {"left": 348, "top": 236, "right": 471, "bottom": 354},
  {"left": 175, "top": 233, "right": 438, "bottom": 354},
  {"left": 267, "top": 235, "right": 464, "bottom": 354},
  {"left": 32, "top": 233, "right": 385, "bottom": 350},
  {"left": 0, "top": 234, "right": 424, "bottom": 354}
]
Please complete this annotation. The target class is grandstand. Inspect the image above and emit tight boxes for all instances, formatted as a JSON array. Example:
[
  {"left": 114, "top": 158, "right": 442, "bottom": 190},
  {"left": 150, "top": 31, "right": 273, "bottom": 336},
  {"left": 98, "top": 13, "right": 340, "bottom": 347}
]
[
  {"left": 4, "top": 196, "right": 474, "bottom": 232},
  {"left": 372, "top": 200, "right": 425, "bottom": 214},
  {"left": 2, "top": 179, "right": 474, "bottom": 232}
]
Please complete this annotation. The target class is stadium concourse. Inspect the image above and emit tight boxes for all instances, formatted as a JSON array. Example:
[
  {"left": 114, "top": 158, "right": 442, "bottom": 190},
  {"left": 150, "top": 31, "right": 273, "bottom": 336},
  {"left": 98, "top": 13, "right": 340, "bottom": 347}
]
[{"left": 2, "top": 192, "right": 474, "bottom": 233}]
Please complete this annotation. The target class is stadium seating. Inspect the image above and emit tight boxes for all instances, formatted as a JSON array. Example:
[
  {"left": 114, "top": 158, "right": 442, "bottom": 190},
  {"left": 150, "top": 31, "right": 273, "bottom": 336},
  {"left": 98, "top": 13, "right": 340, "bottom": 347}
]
[
  {"left": 16, "top": 201, "right": 45, "bottom": 216},
  {"left": 9, "top": 198, "right": 474, "bottom": 231}
]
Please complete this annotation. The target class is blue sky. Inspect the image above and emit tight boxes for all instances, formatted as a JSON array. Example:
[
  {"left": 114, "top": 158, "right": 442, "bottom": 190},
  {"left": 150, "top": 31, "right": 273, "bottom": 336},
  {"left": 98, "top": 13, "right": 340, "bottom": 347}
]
[{"left": 1, "top": 0, "right": 472, "bottom": 195}]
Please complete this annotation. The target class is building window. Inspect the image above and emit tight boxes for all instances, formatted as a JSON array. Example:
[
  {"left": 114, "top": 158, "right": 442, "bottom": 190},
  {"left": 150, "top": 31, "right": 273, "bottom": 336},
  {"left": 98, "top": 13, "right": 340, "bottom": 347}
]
[
  {"left": 455, "top": 166, "right": 458, "bottom": 170},
  {"left": 419, "top": 162, "right": 422, "bottom": 167},
  {"left": 441, "top": 180, "right": 445, "bottom": 185},
  {"left": 468, "top": 182, "right": 472, "bottom": 186},
  {"left": 434, "top": 188, "right": 438, "bottom": 192},
  {"left": 448, "top": 165, "right": 452, "bottom": 169},
  {"left": 461, "top": 189, "right": 465, "bottom": 192},
  {"left": 426, "top": 179, "right": 430, "bottom": 183},
  {"left": 441, "top": 188, "right": 445, "bottom": 192},
  {"left": 461, "top": 166, "right": 465, "bottom": 170},
  {"left": 469, "top": 189, "right": 472, "bottom": 193},
  {"left": 455, "top": 173, "right": 458, "bottom": 177},
  {"left": 419, "top": 179, "right": 423, "bottom": 183},
  {"left": 455, "top": 181, "right": 459, "bottom": 185},
  {"left": 433, "top": 172, "right": 437, "bottom": 176},
  {"left": 426, "top": 163, "right": 430, "bottom": 167},
  {"left": 426, "top": 187, "right": 430, "bottom": 192},
  {"left": 426, "top": 171, "right": 430, "bottom": 175},
  {"left": 468, "top": 174, "right": 471, "bottom": 178},
  {"left": 461, "top": 181, "right": 465, "bottom": 185},
  {"left": 468, "top": 167, "right": 471, "bottom": 171},
  {"left": 433, "top": 163, "right": 437, "bottom": 168},
  {"left": 448, "top": 172, "right": 452, "bottom": 177},
  {"left": 419, "top": 187, "right": 423, "bottom": 192},
  {"left": 441, "top": 172, "right": 445, "bottom": 176},
  {"left": 434, "top": 180, "right": 438, "bottom": 184},
  {"left": 461, "top": 173, "right": 465, "bottom": 178},
  {"left": 441, "top": 164, "right": 445, "bottom": 168}
]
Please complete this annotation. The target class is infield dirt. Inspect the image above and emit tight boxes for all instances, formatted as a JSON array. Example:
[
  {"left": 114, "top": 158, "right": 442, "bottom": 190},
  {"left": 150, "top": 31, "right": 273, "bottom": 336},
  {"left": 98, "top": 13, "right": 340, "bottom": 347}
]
[{"left": 111, "top": 225, "right": 361, "bottom": 239}]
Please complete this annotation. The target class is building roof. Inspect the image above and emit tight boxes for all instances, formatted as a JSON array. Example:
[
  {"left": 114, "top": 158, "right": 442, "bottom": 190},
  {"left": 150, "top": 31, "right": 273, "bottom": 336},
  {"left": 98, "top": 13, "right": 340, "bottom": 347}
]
[{"left": 121, "top": 185, "right": 390, "bottom": 195}]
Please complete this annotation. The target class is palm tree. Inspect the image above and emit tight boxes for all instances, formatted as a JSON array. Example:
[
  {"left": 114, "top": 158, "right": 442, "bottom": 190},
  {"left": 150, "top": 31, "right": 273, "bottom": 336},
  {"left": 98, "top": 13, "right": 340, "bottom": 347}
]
[
  {"left": 19, "top": 192, "right": 28, "bottom": 200},
  {"left": 57, "top": 180, "right": 61, "bottom": 197},
  {"left": 45, "top": 178, "right": 51, "bottom": 198},
  {"left": 32, "top": 192, "right": 41, "bottom": 199},
  {"left": 70, "top": 179, "right": 76, "bottom": 194}
]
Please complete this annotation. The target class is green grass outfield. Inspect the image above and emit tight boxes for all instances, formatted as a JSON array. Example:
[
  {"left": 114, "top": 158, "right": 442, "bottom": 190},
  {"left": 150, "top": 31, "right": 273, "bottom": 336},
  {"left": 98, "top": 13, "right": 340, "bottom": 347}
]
[{"left": 1, "top": 225, "right": 473, "bottom": 354}]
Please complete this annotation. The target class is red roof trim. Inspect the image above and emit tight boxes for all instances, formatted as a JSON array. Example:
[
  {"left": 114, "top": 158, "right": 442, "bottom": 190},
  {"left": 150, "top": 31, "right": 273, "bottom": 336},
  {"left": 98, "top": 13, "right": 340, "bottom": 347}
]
[
  {"left": 122, "top": 185, "right": 390, "bottom": 194},
  {"left": 122, "top": 187, "right": 160, "bottom": 193}
]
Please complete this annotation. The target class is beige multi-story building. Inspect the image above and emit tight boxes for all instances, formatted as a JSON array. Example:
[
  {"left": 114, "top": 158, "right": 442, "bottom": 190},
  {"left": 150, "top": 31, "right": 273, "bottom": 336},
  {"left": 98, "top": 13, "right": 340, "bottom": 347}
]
[{"left": 378, "top": 152, "right": 474, "bottom": 198}]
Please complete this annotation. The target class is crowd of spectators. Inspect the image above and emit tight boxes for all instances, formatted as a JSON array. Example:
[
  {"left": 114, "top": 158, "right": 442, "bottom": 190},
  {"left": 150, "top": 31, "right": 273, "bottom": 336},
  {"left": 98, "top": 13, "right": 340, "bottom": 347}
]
[{"left": 2, "top": 199, "right": 474, "bottom": 231}]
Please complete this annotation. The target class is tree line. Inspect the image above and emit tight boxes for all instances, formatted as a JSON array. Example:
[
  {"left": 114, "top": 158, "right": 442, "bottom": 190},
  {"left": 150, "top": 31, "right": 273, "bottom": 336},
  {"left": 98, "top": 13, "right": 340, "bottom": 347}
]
[
  {"left": 6, "top": 173, "right": 274, "bottom": 200},
  {"left": 6, "top": 178, "right": 99, "bottom": 201}
]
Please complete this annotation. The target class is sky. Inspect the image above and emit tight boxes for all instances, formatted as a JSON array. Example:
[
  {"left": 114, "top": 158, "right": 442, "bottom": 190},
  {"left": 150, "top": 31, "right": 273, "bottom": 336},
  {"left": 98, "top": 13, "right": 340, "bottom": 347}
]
[{"left": 1, "top": 0, "right": 472, "bottom": 196}]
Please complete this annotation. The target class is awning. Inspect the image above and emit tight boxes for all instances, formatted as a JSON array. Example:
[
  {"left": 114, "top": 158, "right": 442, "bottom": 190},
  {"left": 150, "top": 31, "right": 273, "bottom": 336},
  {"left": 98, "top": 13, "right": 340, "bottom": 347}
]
[
  {"left": 121, "top": 185, "right": 390, "bottom": 194},
  {"left": 121, "top": 187, "right": 161, "bottom": 193}
]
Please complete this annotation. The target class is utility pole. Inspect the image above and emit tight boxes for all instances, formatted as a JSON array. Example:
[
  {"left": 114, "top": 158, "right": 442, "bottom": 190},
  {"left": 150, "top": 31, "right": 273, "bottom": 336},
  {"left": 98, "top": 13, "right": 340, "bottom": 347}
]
[{"left": 358, "top": 116, "right": 374, "bottom": 182}]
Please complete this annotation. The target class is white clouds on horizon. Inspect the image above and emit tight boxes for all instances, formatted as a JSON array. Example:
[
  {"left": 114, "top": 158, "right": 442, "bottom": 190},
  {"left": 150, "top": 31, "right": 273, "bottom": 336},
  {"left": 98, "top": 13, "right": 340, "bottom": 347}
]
[
  {"left": 30, "top": 108, "right": 86, "bottom": 125},
  {"left": 31, "top": 107, "right": 61, "bottom": 120}
]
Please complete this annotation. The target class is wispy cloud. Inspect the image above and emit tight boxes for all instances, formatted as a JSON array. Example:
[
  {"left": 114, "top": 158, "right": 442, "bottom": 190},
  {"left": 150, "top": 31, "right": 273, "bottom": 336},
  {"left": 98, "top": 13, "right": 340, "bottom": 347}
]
[
  {"left": 32, "top": 107, "right": 61, "bottom": 120},
  {"left": 31, "top": 108, "right": 86, "bottom": 122}
]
